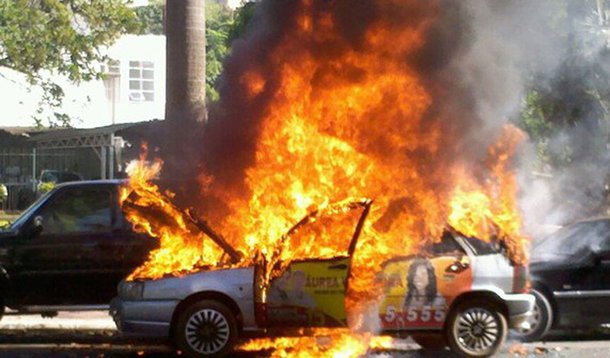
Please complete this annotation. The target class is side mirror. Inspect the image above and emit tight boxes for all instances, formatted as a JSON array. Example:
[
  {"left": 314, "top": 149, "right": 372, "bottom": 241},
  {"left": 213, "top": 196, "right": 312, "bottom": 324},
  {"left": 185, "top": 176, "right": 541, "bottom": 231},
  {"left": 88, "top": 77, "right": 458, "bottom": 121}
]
[{"left": 29, "top": 216, "right": 44, "bottom": 237}]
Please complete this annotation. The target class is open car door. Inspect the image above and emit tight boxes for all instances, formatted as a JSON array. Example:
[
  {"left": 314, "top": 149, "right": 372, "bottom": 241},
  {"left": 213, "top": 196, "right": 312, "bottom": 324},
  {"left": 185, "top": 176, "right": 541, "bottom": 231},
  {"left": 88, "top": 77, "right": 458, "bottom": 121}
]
[{"left": 265, "top": 199, "right": 371, "bottom": 328}]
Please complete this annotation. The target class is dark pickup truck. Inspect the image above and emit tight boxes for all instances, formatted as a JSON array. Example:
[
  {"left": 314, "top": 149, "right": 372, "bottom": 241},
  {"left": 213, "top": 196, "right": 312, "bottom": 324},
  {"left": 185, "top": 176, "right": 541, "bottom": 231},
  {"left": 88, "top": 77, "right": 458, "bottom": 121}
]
[{"left": 0, "top": 180, "right": 156, "bottom": 317}]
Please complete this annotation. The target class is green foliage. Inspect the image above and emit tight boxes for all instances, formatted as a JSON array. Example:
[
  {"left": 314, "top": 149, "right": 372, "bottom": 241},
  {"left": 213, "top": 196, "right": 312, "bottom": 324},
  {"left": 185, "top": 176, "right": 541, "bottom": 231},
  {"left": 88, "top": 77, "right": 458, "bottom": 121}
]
[
  {"left": 37, "top": 181, "right": 56, "bottom": 194},
  {"left": 205, "top": 2, "right": 234, "bottom": 102},
  {"left": 516, "top": 0, "right": 610, "bottom": 169},
  {"left": 518, "top": 56, "right": 610, "bottom": 165},
  {"left": 228, "top": 2, "right": 256, "bottom": 45},
  {"left": 133, "top": 3, "right": 164, "bottom": 35},
  {"left": 0, "top": 0, "right": 139, "bottom": 126},
  {"left": 205, "top": 2, "right": 256, "bottom": 102}
]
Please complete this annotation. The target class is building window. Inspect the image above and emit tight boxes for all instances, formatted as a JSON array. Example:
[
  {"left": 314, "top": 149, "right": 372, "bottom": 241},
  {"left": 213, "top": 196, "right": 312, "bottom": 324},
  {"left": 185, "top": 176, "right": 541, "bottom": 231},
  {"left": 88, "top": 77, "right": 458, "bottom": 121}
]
[{"left": 128, "top": 61, "right": 154, "bottom": 102}]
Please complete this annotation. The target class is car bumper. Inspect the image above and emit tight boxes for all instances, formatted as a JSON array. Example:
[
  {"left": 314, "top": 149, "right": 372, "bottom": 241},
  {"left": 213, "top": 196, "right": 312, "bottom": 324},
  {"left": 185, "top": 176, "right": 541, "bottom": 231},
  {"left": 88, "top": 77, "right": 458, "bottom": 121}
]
[
  {"left": 110, "top": 297, "right": 179, "bottom": 338},
  {"left": 503, "top": 293, "right": 535, "bottom": 329}
]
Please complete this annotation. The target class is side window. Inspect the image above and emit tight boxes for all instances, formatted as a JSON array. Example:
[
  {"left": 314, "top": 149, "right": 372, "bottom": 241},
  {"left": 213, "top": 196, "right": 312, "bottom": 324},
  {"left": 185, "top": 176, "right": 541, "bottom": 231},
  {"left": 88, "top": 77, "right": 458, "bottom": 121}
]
[{"left": 38, "top": 189, "right": 112, "bottom": 235}]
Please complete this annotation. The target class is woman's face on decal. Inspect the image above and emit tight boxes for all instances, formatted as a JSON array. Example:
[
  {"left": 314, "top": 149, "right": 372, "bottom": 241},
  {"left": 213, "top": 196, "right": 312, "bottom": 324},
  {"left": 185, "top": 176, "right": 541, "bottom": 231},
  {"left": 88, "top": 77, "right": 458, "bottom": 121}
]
[{"left": 413, "top": 265, "right": 429, "bottom": 294}]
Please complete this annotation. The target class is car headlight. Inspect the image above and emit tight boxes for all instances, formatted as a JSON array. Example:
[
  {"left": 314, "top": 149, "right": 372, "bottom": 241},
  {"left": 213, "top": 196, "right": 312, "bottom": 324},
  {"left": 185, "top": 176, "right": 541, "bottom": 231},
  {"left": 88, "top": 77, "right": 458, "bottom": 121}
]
[{"left": 118, "top": 280, "right": 145, "bottom": 300}]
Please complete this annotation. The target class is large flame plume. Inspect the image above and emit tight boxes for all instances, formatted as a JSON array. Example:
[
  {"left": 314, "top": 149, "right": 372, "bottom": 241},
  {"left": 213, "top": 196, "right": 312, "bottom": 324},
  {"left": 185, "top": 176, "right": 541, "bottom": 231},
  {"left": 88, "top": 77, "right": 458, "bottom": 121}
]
[
  {"left": 121, "top": 0, "right": 529, "bottom": 355},
  {"left": 122, "top": 0, "right": 528, "bottom": 300}
]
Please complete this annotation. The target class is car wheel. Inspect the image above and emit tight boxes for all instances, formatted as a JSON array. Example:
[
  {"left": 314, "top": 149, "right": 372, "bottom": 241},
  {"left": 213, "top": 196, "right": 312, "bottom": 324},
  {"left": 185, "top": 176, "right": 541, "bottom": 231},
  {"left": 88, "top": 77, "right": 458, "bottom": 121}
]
[
  {"left": 446, "top": 300, "right": 507, "bottom": 357},
  {"left": 174, "top": 300, "right": 238, "bottom": 357},
  {"left": 511, "top": 289, "right": 552, "bottom": 342}
]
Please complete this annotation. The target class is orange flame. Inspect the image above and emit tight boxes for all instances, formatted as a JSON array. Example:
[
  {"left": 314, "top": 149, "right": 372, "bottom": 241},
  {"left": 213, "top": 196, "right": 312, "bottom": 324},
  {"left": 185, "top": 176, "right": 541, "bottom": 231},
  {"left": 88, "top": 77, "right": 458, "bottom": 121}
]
[
  {"left": 121, "top": 154, "right": 232, "bottom": 280},
  {"left": 237, "top": 329, "right": 394, "bottom": 357}
]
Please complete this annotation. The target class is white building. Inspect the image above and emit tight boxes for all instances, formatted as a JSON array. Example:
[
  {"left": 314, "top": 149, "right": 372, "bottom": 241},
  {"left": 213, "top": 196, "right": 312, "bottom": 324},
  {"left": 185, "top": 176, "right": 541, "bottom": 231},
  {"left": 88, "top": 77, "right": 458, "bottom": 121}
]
[
  {"left": 0, "top": 34, "right": 166, "bottom": 129},
  {"left": 103, "top": 34, "right": 166, "bottom": 126}
]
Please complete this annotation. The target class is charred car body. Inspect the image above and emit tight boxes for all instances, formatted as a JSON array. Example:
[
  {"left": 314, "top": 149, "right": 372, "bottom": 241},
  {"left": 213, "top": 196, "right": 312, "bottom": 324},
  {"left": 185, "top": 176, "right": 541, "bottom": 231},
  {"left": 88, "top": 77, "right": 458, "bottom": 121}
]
[
  {"left": 111, "top": 200, "right": 533, "bottom": 357},
  {"left": 513, "top": 218, "right": 610, "bottom": 341},
  {"left": 0, "top": 180, "right": 156, "bottom": 316}
]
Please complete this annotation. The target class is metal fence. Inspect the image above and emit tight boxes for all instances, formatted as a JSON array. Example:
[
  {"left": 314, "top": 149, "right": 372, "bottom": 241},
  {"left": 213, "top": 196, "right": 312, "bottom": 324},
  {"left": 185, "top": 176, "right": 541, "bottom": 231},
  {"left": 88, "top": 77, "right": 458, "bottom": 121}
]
[
  {"left": 2, "top": 183, "right": 35, "bottom": 212},
  {"left": 0, "top": 148, "right": 76, "bottom": 211}
]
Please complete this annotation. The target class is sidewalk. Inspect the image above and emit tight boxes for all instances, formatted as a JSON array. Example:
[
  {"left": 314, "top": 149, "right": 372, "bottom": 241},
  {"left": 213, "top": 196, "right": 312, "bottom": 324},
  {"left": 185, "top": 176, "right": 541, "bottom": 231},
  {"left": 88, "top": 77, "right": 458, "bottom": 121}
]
[{"left": 0, "top": 311, "right": 116, "bottom": 331}]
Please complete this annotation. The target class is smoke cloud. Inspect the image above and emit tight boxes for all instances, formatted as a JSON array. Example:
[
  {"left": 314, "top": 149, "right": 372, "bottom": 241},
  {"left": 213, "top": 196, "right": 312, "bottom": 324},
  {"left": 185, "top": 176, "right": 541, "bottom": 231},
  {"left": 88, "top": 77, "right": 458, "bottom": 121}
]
[{"left": 147, "top": 0, "right": 609, "bottom": 243}]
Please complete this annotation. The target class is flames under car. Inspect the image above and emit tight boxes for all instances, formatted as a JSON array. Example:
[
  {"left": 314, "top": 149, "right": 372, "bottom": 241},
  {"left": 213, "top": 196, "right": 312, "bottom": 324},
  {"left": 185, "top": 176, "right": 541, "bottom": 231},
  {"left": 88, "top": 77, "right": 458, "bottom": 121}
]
[{"left": 110, "top": 200, "right": 533, "bottom": 357}]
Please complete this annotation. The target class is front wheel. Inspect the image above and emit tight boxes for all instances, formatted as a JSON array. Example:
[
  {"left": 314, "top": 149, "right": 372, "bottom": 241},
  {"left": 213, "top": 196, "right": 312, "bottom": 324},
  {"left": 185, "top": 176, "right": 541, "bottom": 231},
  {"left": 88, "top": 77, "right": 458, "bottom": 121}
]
[
  {"left": 174, "top": 300, "right": 238, "bottom": 357},
  {"left": 446, "top": 300, "right": 507, "bottom": 357}
]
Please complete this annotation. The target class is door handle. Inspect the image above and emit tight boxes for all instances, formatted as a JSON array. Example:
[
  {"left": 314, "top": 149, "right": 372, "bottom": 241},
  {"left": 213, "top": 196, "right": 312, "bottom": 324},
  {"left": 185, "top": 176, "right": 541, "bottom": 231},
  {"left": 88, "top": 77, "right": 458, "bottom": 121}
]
[{"left": 328, "top": 263, "right": 348, "bottom": 270}]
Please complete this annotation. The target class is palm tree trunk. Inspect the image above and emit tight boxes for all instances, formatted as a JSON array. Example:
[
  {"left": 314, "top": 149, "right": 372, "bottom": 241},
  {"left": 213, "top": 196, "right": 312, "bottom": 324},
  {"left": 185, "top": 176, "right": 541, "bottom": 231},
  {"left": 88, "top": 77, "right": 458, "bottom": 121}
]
[
  {"left": 165, "top": 0, "right": 206, "bottom": 123},
  {"left": 161, "top": 0, "right": 206, "bottom": 187}
]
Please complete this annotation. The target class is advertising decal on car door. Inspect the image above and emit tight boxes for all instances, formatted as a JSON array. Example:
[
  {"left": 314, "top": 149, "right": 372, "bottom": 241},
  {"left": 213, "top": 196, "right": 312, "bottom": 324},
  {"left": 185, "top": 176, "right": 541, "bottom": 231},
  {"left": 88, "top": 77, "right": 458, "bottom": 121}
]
[
  {"left": 379, "top": 255, "right": 472, "bottom": 329},
  {"left": 267, "top": 257, "right": 351, "bottom": 327}
]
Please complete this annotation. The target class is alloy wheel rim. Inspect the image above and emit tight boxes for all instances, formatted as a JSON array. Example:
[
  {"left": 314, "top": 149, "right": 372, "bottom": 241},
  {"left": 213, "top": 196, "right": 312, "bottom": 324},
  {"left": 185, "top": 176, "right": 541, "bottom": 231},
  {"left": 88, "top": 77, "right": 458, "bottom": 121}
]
[
  {"left": 185, "top": 308, "right": 230, "bottom": 354},
  {"left": 454, "top": 307, "right": 500, "bottom": 354},
  {"left": 516, "top": 300, "right": 541, "bottom": 334}
]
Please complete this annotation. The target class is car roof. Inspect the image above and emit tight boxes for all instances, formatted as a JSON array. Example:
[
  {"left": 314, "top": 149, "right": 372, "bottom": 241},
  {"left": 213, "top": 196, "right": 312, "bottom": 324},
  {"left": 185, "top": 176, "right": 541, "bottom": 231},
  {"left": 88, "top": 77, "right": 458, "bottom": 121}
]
[{"left": 54, "top": 179, "right": 127, "bottom": 189}]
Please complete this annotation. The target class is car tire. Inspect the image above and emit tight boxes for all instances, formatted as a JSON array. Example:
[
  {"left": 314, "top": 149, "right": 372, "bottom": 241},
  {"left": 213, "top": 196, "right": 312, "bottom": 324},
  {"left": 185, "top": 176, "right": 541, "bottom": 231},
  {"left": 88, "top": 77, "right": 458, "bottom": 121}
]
[
  {"left": 446, "top": 299, "right": 507, "bottom": 357},
  {"left": 174, "top": 300, "right": 238, "bottom": 357},
  {"left": 511, "top": 288, "right": 552, "bottom": 342}
]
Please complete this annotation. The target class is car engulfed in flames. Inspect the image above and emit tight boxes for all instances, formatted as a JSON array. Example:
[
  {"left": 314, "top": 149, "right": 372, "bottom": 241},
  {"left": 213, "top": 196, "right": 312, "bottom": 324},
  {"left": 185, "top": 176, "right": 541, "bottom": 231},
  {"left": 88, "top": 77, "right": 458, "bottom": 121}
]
[
  {"left": 111, "top": 183, "right": 533, "bottom": 357},
  {"left": 109, "top": 0, "right": 537, "bottom": 356}
]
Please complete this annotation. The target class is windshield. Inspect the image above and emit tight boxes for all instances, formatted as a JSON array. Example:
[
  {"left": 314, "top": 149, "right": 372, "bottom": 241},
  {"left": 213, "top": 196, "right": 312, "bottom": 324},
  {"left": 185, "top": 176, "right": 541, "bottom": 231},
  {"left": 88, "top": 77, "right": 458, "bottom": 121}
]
[
  {"left": 533, "top": 220, "right": 610, "bottom": 256},
  {"left": 5, "top": 190, "right": 54, "bottom": 230}
]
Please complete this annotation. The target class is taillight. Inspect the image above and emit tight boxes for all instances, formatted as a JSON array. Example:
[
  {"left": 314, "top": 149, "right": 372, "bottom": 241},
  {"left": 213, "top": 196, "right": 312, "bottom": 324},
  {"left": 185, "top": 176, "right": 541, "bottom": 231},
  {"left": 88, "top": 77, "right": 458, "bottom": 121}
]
[{"left": 512, "top": 265, "right": 529, "bottom": 293}]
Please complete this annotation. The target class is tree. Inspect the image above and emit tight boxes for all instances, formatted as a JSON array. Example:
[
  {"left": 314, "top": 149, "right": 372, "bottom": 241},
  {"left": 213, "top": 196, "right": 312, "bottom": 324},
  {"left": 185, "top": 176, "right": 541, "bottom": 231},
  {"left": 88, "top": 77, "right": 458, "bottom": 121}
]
[
  {"left": 133, "top": 0, "right": 164, "bottom": 35},
  {"left": 0, "top": 0, "right": 139, "bottom": 126},
  {"left": 207, "top": 1, "right": 256, "bottom": 101},
  {"left": 516, "top": 0, "right": 610, "bottom": 219},
  {"left": 165, "top": 0, "right": 206, "bottom": 123},
  {"left": 205, "top": 2, "right": 234, "bottom": 102}
]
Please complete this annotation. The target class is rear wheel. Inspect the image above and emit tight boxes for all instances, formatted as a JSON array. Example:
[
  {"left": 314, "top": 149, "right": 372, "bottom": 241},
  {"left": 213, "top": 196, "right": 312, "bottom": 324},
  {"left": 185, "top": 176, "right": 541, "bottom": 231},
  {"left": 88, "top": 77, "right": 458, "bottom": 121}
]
[
  {"left": 446, "top": 300, "right": 507, "bottom": 357},
  {"left": 512, "top": 289, "right": 552, "bottom": 342},
  {"left": 174, "top": 300, "right": 238, "bottom": 357}
]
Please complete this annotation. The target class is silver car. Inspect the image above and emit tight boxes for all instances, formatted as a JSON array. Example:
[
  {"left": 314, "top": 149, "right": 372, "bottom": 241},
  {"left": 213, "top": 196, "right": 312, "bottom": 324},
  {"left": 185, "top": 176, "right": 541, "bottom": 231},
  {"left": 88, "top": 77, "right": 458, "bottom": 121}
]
[{"left": 111, "top": 200, "right": 533, "bottom": 357}]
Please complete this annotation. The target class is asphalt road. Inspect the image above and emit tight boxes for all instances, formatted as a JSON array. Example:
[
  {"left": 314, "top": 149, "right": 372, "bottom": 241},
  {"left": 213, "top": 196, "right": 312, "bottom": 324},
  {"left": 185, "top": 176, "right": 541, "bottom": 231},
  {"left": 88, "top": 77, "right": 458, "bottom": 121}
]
[{"left": 0, "top": 312, "right": 608, "bottom": 357}]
